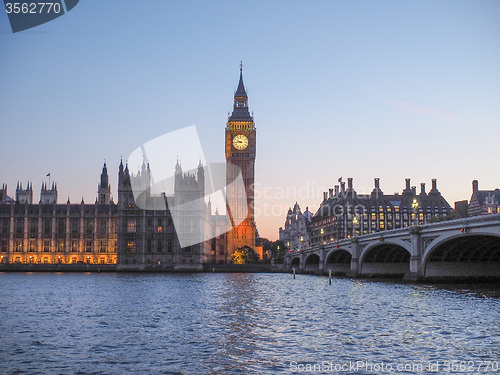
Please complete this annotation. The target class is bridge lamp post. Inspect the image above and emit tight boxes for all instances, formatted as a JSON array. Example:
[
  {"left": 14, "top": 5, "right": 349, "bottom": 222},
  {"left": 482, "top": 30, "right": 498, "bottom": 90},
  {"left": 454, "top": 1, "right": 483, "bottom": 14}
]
[
  {"left": 353, "top": 215, "right": 359, "bottom": 237},
  {"left": 412, "top": 198, "right": 419, "bottom": 226}
]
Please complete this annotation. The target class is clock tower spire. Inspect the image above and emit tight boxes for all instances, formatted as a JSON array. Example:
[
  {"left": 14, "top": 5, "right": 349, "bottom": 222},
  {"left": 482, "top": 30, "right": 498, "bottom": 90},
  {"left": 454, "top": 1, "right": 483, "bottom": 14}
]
[{"left": 225, "top": 63, "right": 257, "bottom": 255}]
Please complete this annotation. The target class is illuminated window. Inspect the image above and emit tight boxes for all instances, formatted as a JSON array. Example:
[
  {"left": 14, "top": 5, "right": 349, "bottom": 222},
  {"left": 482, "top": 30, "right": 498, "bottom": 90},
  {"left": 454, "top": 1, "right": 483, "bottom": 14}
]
[
  {"left": 320, "top": 228, "right": 324, "bottom": 235},
  {"left": 127, "top": 241, "right": 135, "bottom": 252},
  {"left": 43, "top": 240, "right": 50, "bottom": 252},
  {"left": 157, "top": 226, "right": 163, "bottom": 233},
  {"left": 15, "top": 240, "right": 23, "bottom": 252},
  {"left": 127, "top": 220, "right": 136, "bottom": 233}
]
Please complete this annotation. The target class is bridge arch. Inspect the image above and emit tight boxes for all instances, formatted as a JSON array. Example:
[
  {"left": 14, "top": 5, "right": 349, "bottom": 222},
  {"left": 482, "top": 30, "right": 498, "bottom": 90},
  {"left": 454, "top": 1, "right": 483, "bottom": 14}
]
[
  {"left": 423, "top": 233, "right": 500, "bottom": 278},
  {"left": 360, "top": 241, "right": 411, "bottom": 277},
  {"left": 325, "top": 248, "right": 352, "bottom": 275},
  {"left": 304, "top": 253, "right": 320, "bottom": 273}
]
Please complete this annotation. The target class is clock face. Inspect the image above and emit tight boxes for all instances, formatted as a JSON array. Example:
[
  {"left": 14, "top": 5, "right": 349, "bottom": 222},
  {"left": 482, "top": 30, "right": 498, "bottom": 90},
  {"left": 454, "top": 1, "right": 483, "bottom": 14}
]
[{"left": 233, "top": 134, "right": 248, "bottom": 150}]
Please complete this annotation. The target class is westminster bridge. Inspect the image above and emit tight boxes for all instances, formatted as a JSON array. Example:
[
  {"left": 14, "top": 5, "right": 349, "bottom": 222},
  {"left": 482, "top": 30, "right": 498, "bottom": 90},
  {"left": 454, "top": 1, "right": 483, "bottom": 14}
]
[{"left": 284, "top": 214, "right": 500, "bottom": 280}]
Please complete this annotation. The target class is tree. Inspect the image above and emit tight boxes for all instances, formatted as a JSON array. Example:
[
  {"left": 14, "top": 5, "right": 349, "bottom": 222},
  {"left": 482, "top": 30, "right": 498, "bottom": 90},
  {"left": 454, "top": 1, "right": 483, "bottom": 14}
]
[
  {"left": 270, "top": 240, "right": 286, "bottom": 263},
  {"left": 429, "top": 210, "right": 461, "bottom": 223},
  {"left": 231, "top": 246, "right": 260, "bottom": 264},
  {"left": 256, "top": 237, "right": 286, "bottom": 263}
]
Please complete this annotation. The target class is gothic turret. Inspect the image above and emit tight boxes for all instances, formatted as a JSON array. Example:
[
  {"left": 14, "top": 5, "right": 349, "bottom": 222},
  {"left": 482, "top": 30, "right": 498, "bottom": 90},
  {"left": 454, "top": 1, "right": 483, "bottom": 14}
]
[
  {"left": 0, "top": 184, "right": 7, "bottom": 203},
  {"left": 40, "top": 181, "right": 57, "bottom": 204},
  {"left": 16, "top": 182, "right": 33, "bottom": 204},
  {"left": 97, "top": 162, "right": 111, "bottom": 204},
  {"left": 228, "top": 62, "right": 253, "bottom": 122}
]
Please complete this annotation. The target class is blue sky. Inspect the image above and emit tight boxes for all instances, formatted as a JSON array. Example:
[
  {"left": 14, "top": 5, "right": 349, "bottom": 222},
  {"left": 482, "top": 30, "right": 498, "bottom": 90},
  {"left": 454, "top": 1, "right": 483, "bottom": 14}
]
[{"left": 1, "top": 1, "right": 499, "bottom": 239}]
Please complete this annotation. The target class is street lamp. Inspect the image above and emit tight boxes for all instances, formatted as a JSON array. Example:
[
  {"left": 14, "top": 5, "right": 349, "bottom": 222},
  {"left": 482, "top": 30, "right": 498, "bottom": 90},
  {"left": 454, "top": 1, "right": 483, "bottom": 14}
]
[{"left": 412, "top": 198, "right": 419, "bottom": 226}]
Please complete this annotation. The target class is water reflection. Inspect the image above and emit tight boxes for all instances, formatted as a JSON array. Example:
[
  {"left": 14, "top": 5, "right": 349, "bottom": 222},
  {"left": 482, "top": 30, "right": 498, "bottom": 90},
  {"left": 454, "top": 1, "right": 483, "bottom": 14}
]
[{"left": 0, "top": 273, "right": 499, "bottom": 374}]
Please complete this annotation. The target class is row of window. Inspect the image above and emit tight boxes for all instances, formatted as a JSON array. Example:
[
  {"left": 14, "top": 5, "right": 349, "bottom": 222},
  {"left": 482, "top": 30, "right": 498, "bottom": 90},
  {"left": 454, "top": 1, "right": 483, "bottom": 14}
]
[
  {"left": 0, "top": 239, "right": 115, "bottom": 253},
  {"left": 126, "top": 240, "right": 175, "bottom": 253},
  {"left": 126, "top": 218, "right": 173, "bottom": 233},
  {"left": 313, "top": 205, "right": 450, "bottom": 226},
  {"left": 1, "top": 218, "right": 114, "bottom": 235},
  {"left": 7, "top": 257, "right": 115, "bottom": 264},
  {"left": 228, "top": 122, "right": 253, "bottom": 130}
]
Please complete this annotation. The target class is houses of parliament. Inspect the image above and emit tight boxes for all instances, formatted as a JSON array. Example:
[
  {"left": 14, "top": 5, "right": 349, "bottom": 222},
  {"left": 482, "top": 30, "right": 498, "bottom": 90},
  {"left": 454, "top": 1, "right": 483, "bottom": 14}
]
[{"left": 0, "top": 68, "right": 257, "bottom": 269}]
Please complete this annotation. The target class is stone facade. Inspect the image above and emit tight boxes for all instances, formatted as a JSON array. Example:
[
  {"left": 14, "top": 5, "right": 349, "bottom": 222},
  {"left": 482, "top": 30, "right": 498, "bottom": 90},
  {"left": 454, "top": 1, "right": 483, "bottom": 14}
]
[
  {"left": 279, "top": 202, "right": 312, "bottom": 253},
  {"left": 224, "top": 66, "right": 257, "bottom": 255},
  {"left": 468, "top": 180, "right": 500, "bottom": 216},
  {"left": 0, "top": 164, "right": 118, "bottom": 265},
  {"left": 281, "top": 177, "right": 452, "bottom": 252},
  {"left": 0, "top": 69, "right": 258, "bottom": 268},
  {"left": 116, "top": 159, "right": 211, "bottom": 270}
]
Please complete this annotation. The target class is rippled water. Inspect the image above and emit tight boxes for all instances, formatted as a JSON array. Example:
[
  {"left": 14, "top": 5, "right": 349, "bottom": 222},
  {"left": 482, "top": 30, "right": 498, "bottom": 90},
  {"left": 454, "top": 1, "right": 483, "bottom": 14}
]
[{"left": 0, "top": 273, "right": 499, "bottom": 374}]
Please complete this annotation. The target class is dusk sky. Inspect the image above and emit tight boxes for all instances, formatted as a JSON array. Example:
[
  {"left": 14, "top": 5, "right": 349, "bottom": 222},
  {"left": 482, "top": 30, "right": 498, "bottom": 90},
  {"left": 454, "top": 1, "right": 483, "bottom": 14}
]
[{"left": 1, "top": 1, "right": 499, "bottom": 240}]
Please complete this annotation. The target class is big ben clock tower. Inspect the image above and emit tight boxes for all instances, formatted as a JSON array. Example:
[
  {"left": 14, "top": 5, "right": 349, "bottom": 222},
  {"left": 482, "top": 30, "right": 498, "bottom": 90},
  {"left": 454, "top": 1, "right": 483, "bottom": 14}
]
[{"left": 225, "top": 63, "right": 256, "bottom": 255}]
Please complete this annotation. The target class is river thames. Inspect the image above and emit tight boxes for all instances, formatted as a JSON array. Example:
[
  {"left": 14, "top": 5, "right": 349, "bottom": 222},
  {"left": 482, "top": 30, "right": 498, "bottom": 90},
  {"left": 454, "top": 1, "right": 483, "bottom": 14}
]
[{"left": 0, "top": 272, "right": 499, "bottom": 374}]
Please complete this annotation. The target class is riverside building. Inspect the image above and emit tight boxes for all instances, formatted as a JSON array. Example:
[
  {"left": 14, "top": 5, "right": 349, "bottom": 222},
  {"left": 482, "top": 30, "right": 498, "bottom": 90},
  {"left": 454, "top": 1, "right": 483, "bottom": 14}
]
[
  {"left": 0, "top": 68, "right": 257, "bottom": 269},
  {"left": 280, "top": 178, "right": 453, "bottom": 251}
]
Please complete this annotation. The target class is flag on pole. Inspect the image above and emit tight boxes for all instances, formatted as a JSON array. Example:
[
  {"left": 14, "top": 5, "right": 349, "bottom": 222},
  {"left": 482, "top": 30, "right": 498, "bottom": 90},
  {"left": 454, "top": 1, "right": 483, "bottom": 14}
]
[
  {"left": 338, "top": 177, "right": 342, "bottom": 183},
  {"left": 46, "top": 173, "right": 50, "bottom": 177}
]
